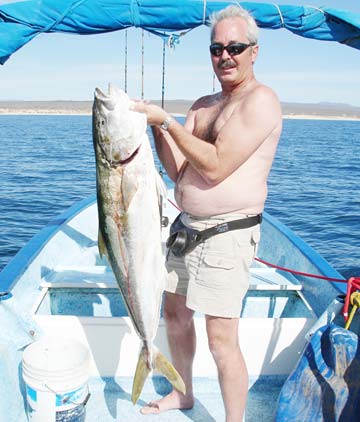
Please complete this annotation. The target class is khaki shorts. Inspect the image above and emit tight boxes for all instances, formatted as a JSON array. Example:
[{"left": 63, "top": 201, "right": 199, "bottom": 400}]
[{"left": 165, "top": 212, "right": 261, "bottom": 318}]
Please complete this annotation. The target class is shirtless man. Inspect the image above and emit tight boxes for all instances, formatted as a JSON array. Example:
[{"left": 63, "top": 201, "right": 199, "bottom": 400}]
[{"left": 133, "top": 5, "right": 282, "bottom": 421}]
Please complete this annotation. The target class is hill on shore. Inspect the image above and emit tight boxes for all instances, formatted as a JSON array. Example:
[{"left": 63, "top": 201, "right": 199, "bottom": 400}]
[{"left": 0, "top": 100, "right": 359, "bottom": 119}]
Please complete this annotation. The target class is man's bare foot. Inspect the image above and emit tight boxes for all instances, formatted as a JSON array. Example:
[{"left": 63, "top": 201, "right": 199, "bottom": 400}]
[{"left": 140, "top": 390, "right": 194, "bottom": 415}]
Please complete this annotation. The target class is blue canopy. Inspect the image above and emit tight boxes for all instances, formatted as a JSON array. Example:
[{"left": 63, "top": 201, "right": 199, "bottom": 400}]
[{"left": 0, "top": 0, "right": 359, "bottom": 64}]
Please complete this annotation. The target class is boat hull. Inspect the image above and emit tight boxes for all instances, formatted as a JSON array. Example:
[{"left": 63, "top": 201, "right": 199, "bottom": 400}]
[{"left": 0, "top": 192, "right": 351, "bottom": 421}]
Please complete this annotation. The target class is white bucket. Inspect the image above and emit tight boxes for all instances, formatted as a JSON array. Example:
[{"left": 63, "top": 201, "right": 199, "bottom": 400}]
[{"left": 22, "top": 337, "right": 90, "bottom": 422}]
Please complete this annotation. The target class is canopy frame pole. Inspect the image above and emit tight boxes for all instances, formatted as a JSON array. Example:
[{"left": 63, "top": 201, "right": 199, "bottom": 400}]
[
  {"left": 161, "top": 35, "right": 166, "bottom": 109},
  {"left": 124, "top": 29, "right": 128, "bottom": 93},
  {"left": 141, "top": 29, "right": 145, "bottom": 99}
]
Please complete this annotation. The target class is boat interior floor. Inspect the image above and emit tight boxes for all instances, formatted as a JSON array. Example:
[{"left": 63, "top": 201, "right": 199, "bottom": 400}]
[{"left": 84, "top": 375, "right": 286, "bottom": 422}]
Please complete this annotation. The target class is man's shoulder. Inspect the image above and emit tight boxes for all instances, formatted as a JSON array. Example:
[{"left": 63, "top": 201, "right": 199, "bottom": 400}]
[
  {"left": 241, "top": 83, "right": 281, "bottom": 116},
  {"left": 190, "top": 93, "right": 221, "bottom": 111},
  {"left": 249, "top": 82, "right": 279, "bottom": 103}
]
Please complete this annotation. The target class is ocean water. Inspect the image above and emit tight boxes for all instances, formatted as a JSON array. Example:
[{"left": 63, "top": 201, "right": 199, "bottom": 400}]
[{"left": 0, "top": 115, "right": 359, "bottom": 279}]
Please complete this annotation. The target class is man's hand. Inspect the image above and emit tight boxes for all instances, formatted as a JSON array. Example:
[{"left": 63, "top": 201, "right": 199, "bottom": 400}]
[{"left": 131, "top": 100, "right": 168, "bottom": 127}]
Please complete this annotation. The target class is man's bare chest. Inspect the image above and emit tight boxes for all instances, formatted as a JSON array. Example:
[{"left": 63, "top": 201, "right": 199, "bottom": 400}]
[{"left": 193, "top": 101, "right": 236, "bottom": 143}]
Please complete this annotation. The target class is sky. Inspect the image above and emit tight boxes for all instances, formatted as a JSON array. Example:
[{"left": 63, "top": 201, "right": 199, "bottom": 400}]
[{"left": 0, "top": 0, "right": 359, "bottom": 106}]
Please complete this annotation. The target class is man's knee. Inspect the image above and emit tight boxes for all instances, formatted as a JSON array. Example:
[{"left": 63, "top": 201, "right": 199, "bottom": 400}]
[
  {"left": 207, "top": 332, "right": 230, "bottom": 362},
  {"left": 163, "top": 293, "right": 194, "bottom": 329},
  {"left": 206, "top": 317, "right": 239, "bottom": 362}
]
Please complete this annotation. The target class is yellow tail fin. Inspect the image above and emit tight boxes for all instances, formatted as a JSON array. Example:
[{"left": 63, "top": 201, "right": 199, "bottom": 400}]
[
  {"left": 131, "top": 347, "right": 151, "bottom": 404},
  {"left": 131, "top": 346, "right": 186, "bottom": 405}
]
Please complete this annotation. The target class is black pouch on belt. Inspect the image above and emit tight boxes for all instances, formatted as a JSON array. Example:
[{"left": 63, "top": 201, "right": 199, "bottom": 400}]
[{"left": 166, "top": 212, "right": 262, "bottom": 257}]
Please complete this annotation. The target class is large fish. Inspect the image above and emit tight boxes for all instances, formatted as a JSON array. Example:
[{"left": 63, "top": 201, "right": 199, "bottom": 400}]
[{"left": 92, "top": 84, "right": 185, "bottom": 404}]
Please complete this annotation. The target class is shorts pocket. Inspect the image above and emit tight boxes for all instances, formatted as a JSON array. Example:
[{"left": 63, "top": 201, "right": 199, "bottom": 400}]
[
  {"left": 232, "top": 226, "right": 261, "bottom": 267},
  {"left": 202, "top": 254, "right": 235, "bottom": 270}
]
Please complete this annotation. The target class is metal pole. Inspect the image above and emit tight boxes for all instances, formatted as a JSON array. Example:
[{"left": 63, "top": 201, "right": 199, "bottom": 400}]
[
  {"left": 124, "top": 29, "right": 128, "bottom": 93},
  {"left": 161, "top": 36, "right": 166, "bottom": 109},
  {"left": 141, "top": 29, "right": 145, "bottom": 99}
]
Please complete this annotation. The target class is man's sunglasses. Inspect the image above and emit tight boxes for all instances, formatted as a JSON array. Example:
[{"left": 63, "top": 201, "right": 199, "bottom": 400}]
[{"left": 209, "top": 42, "right": 255, "bottom": 57}]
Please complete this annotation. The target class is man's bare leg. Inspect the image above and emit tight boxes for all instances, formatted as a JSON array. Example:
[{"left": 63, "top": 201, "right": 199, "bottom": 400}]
[
  {"left": 141, "top": 292, "right": 196, "bottom": 414},
  {"left": 206, "top": 315, "right": 248, "bottom": 422}
]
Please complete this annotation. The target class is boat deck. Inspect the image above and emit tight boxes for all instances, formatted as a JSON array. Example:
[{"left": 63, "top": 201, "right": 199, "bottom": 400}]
[
  {"left": 33, "top": 259, "right": 315, "bottom": 383},
  {"left": 85, "top": 375, "right": 285, "bottom": 422},
  {"left": 33, "top": 260, "right": 294, "bottom": 421}
]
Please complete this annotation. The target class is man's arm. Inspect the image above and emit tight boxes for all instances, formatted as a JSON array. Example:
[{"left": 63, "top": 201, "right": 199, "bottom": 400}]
[
  {"left": 145, "top": 106, "right": 196, "bottom": 182},
  {"left": 151, "top": 114, "right": 192, "bottom": 182},
  {"left": 133, "top": 86, "right": 281, "bottom": 185}
]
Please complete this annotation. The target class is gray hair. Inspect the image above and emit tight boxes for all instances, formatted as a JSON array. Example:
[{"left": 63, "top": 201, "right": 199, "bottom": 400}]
[{"left": 209, "top": 5, "right": 259, "bottom": 44}]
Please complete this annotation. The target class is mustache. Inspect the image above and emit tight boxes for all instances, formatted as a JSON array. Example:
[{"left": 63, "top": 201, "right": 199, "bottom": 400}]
[{"left": 218, "top": 59, "right": 236, "bottom": 69}]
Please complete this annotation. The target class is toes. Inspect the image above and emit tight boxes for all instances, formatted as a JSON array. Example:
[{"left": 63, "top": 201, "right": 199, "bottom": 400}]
[{"left": 140, "top": 401, "right": 161, "bottom": 415}]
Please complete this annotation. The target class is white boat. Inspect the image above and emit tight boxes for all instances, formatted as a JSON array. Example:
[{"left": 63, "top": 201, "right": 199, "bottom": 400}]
[{"left": 1, "top": 189, "right": 358, "bottom": 422}]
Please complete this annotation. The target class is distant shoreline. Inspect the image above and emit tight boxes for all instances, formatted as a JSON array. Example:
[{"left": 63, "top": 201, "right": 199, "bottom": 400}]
[
  {"left": 0, "top": 111, "right": 359, "bottom": 121},
  {"left": 283, "top": 115, "right": 360, "bottom": 121},
  {"left": 0, "top": 100, "right": 359, "bottom": 121}
]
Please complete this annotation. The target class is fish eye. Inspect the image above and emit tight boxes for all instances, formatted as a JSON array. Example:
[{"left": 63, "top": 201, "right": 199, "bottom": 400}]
[{"left": 97, "top": 118, "right": 105, "bottom": 128}]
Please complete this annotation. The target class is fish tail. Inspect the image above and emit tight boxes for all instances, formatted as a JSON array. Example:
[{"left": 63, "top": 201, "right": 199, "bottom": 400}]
[
  {"left": 131, "top": 345, "right": 186, "bottom": 405},
  {"left": 131, "top": 347, "right": 151, "bottom": 404},
  {"left": 153, "top": 346, "right": 186, "bottom": 396}
]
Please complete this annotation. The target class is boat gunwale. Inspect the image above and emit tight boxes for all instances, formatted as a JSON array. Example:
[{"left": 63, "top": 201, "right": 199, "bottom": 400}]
[
  {"left": 264, "top": 212, "right": 346, "bottom": 293},
  {"left": 0, "top": 193, "right": 345, "bottom": 299},
  {"left": 262, "top": 212, "right": 345, "bottom": 294},
  {"left": 0, "top": 195, "right": 97, "bottom": 296}
]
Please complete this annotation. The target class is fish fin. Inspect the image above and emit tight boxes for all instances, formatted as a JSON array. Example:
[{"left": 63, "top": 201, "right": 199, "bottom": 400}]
[
  {"left": 121, "top": 173, "right": 138, "bottom": 212},
  {"left": 98, "top": 229, "right": 108, "bottom": 259},
  {"left": 153, "top": 347, "right": 186, "bottom": 396},
  {"left": 131, "top": 347, "right": 151, "bottom": 404},
  {"left": 131, "top": 346, "right": 186, "bottom": 405}
]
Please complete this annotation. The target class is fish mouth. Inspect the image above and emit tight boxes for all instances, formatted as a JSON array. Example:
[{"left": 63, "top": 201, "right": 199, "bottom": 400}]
[
  {"left": 110, "top": 144, "right": 141, "bottom": 167},
  {"left": 94, "top": 84, "right": 128, "bottom": 110},
  {"left": 94, "top": 87, "right": 116, "bottom": 110}
]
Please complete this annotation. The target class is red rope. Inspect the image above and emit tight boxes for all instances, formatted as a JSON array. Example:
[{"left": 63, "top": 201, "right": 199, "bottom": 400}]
[
  {"left": 167, "top": 198, "right": 181, "bottom": 211},
  {"left": 254, "top": 257, "right": 346, "bottom": 283}
]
